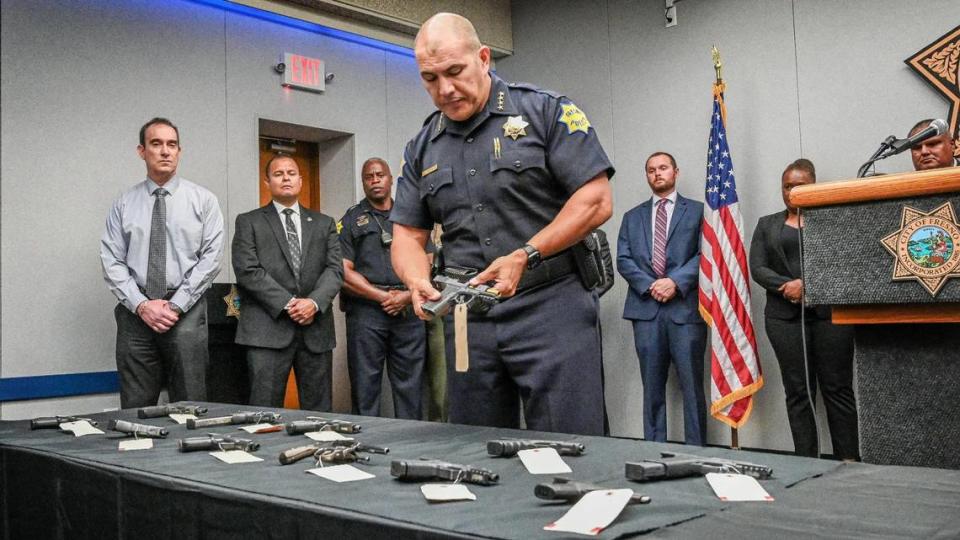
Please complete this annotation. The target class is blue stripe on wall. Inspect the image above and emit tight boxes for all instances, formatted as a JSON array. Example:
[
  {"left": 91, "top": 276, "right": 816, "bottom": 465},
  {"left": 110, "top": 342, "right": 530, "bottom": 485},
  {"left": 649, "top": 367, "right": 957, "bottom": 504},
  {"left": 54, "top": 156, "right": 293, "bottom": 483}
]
[
  {"left": 0, "top": 371, "right": 119, "bottom": 402},
  {"left": 186, "top": 0, "right": 416, "bottom": 57}
]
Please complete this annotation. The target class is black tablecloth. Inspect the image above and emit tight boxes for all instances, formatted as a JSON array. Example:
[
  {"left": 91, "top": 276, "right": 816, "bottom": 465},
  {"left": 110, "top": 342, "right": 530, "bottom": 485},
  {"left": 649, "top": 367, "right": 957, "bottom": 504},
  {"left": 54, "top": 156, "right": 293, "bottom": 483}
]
[{"left": 2, "top": 402, "right": 958, "bottom": 539}]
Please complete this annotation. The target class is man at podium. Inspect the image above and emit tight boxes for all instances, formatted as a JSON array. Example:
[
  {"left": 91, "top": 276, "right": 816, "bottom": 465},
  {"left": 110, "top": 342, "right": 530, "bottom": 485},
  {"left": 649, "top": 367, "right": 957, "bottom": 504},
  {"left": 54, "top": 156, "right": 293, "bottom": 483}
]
[{"left": 909, "top": 119, "right": 957, "bottom": 171}]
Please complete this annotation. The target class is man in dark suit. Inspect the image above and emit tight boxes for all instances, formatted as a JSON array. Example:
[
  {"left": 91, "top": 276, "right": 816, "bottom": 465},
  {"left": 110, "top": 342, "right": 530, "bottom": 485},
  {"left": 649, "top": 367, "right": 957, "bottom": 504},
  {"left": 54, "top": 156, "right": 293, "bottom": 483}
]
[
  {"left": 232, "top": 154, "right": 343, "bottom": 411},
  {"left": 617, "top": 152, "right": 707, "bottom": 445}
]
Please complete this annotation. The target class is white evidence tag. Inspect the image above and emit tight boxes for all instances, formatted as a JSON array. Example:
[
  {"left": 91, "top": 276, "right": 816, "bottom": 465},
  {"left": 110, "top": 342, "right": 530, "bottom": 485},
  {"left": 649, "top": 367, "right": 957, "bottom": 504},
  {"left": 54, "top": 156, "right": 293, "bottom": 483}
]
[
  {"left": 306, "top": 464, "right": 375, "bottom": 483},
  {"left": 420, "top": 483, "right": 477, "bottom": 502},
  {"left": 517, "top": 448, "right": 572, "bottom": 475},
  {"left": 705, "top": 473, "right": 774, "bottom": 501},
  {"left": 305, "top": 430, "right": 351, "bottom": 441},
  {"left": 59, "top": 421, "right": 104, "bottom": 437},
  {"left": 238, "top": 423, "right": 273, "bottom": 433},
  {"left": 168, "top": 413, "right": 196, "bottom": 425},
  {"left": 544, "top": 489, "right": 633, "bottom": 536},
  {"left": 119, "top": 438, "right": 154, "bottom": 451},
  {"left": 209, "top": 450, "right": 263, "bottom": 464}
]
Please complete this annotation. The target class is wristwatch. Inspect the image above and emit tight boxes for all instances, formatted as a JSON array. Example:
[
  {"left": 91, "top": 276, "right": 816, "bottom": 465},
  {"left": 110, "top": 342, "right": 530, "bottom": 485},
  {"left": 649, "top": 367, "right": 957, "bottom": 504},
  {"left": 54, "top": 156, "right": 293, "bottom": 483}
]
[
  {"left": 168, "top": 302, "right": 183, "bottom": 315},
  {"left": 521, "top": 244, "right": 542, "bottom": 269}
]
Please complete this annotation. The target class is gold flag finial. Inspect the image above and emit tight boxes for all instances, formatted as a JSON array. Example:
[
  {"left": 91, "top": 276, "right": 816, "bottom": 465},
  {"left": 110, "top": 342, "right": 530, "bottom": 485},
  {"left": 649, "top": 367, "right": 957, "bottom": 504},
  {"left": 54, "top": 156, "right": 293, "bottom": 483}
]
[{"left": 711, "top": 45, "right": 723, "bottom": 83}]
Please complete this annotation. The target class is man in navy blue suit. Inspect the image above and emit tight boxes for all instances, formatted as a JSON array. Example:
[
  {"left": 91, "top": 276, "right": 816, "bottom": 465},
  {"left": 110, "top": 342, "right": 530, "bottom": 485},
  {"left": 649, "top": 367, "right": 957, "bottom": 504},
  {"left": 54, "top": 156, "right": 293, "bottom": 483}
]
[{"left": 617, "top": 152, "right": 707, "bottom": 445}]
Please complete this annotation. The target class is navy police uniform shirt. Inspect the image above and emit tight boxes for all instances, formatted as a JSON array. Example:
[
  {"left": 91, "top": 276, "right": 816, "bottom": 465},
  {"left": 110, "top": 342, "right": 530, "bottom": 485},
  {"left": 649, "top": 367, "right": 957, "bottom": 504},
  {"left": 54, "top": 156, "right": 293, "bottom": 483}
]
[
  {"left": 390, "top": 72, "right": 615, "bottom": 271},
  {"left": 338, "top": 199, "right": 401, "bottom": 287}
]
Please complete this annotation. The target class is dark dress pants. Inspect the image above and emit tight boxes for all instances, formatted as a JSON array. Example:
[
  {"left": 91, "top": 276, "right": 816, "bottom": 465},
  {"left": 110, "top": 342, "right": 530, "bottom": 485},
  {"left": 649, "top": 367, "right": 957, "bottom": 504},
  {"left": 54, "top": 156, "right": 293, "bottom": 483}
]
[
  {"left": 114, "top": 301, "right": 209, "bottom": 409},
  {"left": 444, "top": 274, "right": 605, "bottom": 436},
  {"left": 631, "top": 315, "right": 707, "bottom": 445},
  {"left": 765, "top": 315, "right": 859, "bottom": 459},
  {"left": 246, "top": 328, "right": 332, "bottom": 412},
  {"left": 345, "top": 303, "right": 425, "bottom": 419}
]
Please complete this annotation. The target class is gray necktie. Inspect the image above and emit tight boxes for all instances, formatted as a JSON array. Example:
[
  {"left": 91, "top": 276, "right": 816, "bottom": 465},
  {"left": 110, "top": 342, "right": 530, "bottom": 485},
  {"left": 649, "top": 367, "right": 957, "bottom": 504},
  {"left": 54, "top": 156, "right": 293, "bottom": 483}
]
[
  {"left": 145, "top": 188, "right": 169, "bottom": 300},
  {"left": 283, "top": 208, "right": 301, "bottom": 280}
]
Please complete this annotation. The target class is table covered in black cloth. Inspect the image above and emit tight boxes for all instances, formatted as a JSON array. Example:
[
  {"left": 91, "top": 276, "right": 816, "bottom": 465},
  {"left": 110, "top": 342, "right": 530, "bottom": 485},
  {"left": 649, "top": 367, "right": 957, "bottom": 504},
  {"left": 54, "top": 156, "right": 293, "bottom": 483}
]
[{"left": 2, "top": 402, "right": 958, "bottom": 539}]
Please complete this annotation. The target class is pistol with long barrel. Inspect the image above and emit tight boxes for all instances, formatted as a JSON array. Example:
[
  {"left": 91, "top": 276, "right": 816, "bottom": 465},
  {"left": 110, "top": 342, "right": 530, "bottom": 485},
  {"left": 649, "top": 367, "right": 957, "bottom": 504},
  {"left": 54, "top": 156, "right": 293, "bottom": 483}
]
[
  {"left": 177, "top": 434, "right": 260, "bottom": 452},
  {"left": 30, "top": 415, "right": 97, "bottom": 430},
  {"left": 625, "top": 452, "right": 773, "bottom": 481},
  {"left": 186, "top": 411, "right": 282, "bottom": 430},
  {"left": 138, "top": 404, "right": 208, "bottom": 419},
  {"left": 421, "top": 274, "right": 501, "bottom": 318},
  {"left": 487, "top": 439, "right": 586, "bottom": 457},
  {"left": 108, "top": 419, "right": 169, "bottom": 438},
  {"left": 390, "top": 458, "right": 499, "bottom": 486},
  {"left": 278, "top": 440, "right": 389, "bottom": 466},
  {"left": 284, "top": 418, "right": 362, "bottom": 435},
  {"left": 535, "top": 477, "right": 651, "bottom": 505}
]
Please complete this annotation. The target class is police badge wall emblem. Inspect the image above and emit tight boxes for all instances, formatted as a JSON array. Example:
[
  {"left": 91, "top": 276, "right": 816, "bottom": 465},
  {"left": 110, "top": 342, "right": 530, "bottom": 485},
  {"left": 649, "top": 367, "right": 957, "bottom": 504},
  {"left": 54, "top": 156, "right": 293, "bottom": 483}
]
[{"left": 881, "top": 202, "right": 960, "bottom": 296}]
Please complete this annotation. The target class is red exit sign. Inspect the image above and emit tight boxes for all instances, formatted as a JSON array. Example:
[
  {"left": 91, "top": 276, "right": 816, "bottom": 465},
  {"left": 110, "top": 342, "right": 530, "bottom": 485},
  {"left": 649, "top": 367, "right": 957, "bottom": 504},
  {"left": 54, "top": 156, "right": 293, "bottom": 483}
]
[{"left": 282, "top": 52, "right": 325, "bottom": 93}]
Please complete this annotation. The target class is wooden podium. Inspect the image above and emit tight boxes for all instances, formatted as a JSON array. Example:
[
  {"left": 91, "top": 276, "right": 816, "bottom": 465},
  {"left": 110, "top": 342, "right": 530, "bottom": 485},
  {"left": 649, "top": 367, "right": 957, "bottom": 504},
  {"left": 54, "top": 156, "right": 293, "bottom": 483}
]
[{"left": 791, "top": 167, "right": 960, "bottom": 468}]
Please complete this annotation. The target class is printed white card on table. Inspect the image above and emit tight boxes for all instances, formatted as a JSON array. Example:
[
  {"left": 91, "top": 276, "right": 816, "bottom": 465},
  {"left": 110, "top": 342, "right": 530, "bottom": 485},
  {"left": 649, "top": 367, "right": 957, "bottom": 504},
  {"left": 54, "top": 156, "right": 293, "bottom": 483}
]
[
  {"left": 518, "top": 448, "right": 572, "bottom": 475},
  {"left": 420, "top": 484, "right": 477, "bottom": 502},
  {"left": 168, "top": 414, "right": 196, "bottom": 425},
  {"left": 210, "top": 450, "right": 264, "bottom": 464},
  {"left": 544, "top": 489, "right": 633, "bottom": 536},
  {"left": 306, "top": 464, "right": 375, "bottom": 483},
  {"left": 238, "top": 423, "right": 274, "bottom": 433},
  {"left": 705, "top": 473, "right": 774, "bottom": 501},
  {"left": 119, "top": 438, "right": 154, "bottom": 451},
  {"left": 59, "top": 420, "right": 104, "bottom": 437},
  {"left": 305, "top": 430, "right": 350, "bottom": 441}
]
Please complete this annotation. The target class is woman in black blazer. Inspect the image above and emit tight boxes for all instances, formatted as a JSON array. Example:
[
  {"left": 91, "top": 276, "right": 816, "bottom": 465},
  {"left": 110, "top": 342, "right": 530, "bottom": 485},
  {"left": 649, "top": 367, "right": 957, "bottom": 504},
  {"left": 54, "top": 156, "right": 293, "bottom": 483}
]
[{"left": 749, "top": 159, "right": 858, "bottom": 460}]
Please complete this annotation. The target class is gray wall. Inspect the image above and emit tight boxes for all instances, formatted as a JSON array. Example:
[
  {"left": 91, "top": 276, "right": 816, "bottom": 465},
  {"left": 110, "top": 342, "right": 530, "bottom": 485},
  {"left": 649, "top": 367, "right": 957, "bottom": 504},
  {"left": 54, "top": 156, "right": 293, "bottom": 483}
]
[
  {"left": 499, "top": 0, "right": 957, "bottom": 453},
  {"left": 0, "top": 0, "right": 434, "bottom": 418}
]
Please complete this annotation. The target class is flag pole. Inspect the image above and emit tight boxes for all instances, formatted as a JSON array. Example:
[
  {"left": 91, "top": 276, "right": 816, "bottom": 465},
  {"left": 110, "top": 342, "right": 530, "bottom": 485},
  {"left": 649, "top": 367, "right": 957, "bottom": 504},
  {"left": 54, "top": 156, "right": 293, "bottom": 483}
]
[{"left": 712, "top": 45, "right": 740, "bottom": 451}]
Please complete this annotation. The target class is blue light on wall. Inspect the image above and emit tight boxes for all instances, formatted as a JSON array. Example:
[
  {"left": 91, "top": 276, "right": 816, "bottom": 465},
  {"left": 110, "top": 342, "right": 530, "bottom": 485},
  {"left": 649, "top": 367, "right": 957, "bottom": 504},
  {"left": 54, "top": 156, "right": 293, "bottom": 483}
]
[{"left": 185, "top": 0, "right": 415, "bottom": 57}]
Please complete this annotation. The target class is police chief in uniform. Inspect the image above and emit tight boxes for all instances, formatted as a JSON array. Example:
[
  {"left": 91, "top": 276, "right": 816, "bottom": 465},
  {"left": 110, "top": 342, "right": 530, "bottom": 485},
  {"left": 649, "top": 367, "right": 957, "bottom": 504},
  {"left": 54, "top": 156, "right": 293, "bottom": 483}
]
[
  {"left": 339, "top": 157, "right": 425, "bottom": 419},
  {"left": 390, "top": 13, "right": 615, "bottom": 435}
]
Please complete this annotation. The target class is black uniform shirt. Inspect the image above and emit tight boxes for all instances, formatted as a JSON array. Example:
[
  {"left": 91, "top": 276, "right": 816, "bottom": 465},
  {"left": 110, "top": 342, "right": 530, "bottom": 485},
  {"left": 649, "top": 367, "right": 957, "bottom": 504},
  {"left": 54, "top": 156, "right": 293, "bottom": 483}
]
[
  {"left": 390, "top": 72, "right": 615, "bottom": 270},
  {"left": 339, "top": 199, "right": 402, "bottom": 286}
]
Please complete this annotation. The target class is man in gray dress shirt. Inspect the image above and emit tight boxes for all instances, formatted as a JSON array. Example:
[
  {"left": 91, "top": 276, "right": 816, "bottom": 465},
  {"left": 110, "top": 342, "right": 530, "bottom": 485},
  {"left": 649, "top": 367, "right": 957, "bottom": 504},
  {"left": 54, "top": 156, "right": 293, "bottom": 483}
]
[{"left": 100, "top": 118, "right": 225, "bottom": 408}]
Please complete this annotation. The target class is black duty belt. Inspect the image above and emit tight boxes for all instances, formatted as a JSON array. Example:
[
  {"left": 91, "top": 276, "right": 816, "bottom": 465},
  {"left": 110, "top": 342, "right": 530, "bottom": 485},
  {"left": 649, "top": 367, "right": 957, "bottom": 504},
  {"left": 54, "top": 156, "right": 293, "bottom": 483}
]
[
  {"left": 372, "top": 284, "right": 407, "bottom": 291},
  {"left": 517, "top": 250, "right": 576, "bottom": 292}
]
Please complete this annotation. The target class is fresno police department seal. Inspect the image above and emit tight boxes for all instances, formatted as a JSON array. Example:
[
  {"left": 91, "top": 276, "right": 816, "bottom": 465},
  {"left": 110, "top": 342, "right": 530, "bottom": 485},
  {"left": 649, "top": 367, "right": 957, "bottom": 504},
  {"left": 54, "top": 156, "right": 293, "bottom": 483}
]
[{"left": 881, "top": 202, "right": 960, "bottom": 296}]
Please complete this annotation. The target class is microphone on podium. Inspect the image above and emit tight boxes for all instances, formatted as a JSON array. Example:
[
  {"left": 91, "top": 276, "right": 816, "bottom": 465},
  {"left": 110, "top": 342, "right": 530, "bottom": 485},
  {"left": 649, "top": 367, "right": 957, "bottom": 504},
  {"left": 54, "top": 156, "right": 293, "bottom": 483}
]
[{"left": 857, "top": 119, "right": 947, "bottom": 178}]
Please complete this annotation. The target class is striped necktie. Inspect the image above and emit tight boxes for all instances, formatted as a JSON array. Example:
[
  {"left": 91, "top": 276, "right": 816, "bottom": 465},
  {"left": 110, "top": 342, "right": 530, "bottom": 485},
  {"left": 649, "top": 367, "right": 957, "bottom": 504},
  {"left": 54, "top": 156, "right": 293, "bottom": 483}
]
[
  {"left": 652, "top": 198, "right": 668, "bottom": 278},
  {"left": 145, "top": 188, "right": 169, "bottom": 299},
  {"left": 282, "top": 208, "right": 301, "bottom": 280}
]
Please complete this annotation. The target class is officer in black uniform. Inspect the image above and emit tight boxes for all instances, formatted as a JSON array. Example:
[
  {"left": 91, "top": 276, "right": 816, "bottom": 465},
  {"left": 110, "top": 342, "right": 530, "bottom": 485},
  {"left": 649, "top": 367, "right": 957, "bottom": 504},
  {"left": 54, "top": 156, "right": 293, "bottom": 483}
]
[
  {"left": 339, "top": 158, "right": 424, "bottom": 419},
  {"left": 390, "top": 13, "right": 615, "bottom": 435}
]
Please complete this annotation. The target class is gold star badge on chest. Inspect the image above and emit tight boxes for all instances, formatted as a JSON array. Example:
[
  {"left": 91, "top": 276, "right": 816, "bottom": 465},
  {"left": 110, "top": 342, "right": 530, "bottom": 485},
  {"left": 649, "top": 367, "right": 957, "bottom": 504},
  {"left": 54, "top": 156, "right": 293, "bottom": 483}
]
[{"left": 502, "top": 115, "right": 529, "bottom": 140}]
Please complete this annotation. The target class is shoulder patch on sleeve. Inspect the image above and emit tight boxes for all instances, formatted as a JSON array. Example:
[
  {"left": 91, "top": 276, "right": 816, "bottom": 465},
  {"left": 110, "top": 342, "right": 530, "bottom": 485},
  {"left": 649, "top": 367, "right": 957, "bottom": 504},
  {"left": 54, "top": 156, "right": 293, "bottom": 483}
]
[
  {"left": 336, "top": 220, "right": 343, "bottom": 234},
  {"left": 558, "top": 102, "right": 591, "bottom": 134}
]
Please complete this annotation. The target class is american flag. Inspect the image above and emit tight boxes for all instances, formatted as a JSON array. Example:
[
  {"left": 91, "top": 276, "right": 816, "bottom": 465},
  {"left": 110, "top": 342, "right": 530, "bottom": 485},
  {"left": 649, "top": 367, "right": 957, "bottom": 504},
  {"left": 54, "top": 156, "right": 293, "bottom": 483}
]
[{"left": 698, "top": 81, "right": 763, "bottom": 428}]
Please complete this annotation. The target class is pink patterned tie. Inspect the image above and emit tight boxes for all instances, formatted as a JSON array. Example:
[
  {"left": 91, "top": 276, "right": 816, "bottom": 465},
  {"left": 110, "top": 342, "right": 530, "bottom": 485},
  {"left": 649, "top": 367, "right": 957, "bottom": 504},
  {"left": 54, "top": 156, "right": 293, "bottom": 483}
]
[{"left": 652, "top": 198, "right": 668, "bottom": 278}]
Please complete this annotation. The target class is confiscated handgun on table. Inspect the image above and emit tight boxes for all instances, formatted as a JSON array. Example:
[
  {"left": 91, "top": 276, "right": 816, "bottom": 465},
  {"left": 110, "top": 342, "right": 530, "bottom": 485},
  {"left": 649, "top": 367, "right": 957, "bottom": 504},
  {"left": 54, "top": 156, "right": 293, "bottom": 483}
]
[
  {"left": 186, "top": 411, "right": 282, "bottom": 430},
  {"left": 535, "top": 477, "right": 651, "bottom": 505},
  {"left": 278, "top": 440, "right": 389, "bottom": 465},
  {"left": 177, "top": 434, "right": 260, "bottom": 453},
  {"left": 391, "top": 458, "right": 499, "bottom": 486},
  {"left": 421, "top": 274, "right": 501, "bottom": 318},
  {"left": 625, "top": 452, "right": 773, "bottom": 481},
  {"left": 30, "top": 415, "right": 97, "bottom": 430},
  {"left": 487, "top": 439, "right": 586, "bottom": 457},
  {"left": 284, "top": 417, "right": 362, "bottom": 435},
  {"left": 138, "top": 404, "right": 208, "bottom": 419},
  {"left": 108, "top": 419, "right": 169, "bottom": 438}
]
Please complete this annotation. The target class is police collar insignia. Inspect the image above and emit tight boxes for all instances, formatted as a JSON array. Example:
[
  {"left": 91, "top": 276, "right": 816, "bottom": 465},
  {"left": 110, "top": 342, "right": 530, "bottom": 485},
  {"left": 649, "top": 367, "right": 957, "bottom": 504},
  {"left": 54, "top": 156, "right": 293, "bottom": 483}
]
[
  {"left": 502, "top": 115, "right": 529, "bottom": 140},
  {"left": 558, "top": 103, "right": 591, "bottom": 134},
  {"left": 880, "top": 202, "right": 960, "bottom": 296},
  {"left": 497, "top": 91, "right": 505, "bottom": 111}
]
